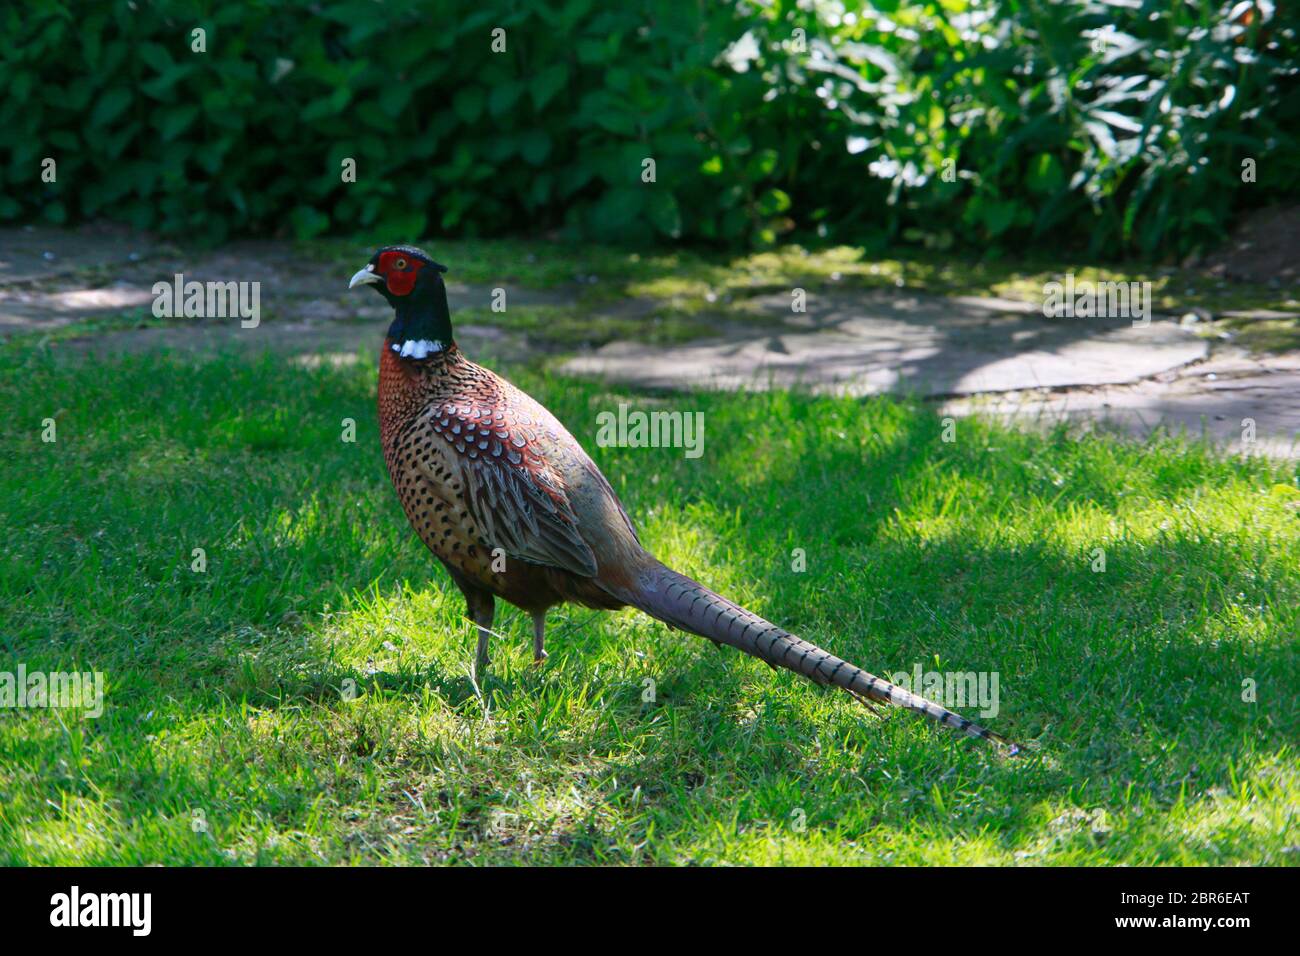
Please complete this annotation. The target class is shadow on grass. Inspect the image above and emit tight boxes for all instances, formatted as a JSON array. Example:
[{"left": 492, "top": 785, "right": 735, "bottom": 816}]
[{"left": 1, "top": 348, "right": 1295, "bottom": 863}]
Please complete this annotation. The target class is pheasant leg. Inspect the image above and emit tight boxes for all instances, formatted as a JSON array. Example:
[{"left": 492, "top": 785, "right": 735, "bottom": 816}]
[
  {"left": 532, "top": 611, "right": 548, "bottom": 666},
  {"left": 462, "top": 590, "right": 495, "bottom": 680}
]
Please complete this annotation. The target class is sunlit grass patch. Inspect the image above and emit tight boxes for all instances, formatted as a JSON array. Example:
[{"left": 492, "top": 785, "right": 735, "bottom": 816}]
[{"left": 0, "top": 348, "right": 1296, "bottom": 864}]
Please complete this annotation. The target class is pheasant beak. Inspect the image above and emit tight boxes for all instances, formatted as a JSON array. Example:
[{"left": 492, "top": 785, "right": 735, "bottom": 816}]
[{"left": 349, "top": 264, "right": 382, "bottom": 289}]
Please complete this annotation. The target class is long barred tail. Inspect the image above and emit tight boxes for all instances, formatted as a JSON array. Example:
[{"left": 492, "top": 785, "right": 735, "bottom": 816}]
[{"left": 626, "top": 562, "right": 1018, "bottom": 752}]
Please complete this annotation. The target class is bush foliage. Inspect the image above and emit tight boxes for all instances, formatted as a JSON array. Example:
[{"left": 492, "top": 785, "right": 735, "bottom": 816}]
[{"left": 2, "top": 0, "right": 1296, "bottom": 257}]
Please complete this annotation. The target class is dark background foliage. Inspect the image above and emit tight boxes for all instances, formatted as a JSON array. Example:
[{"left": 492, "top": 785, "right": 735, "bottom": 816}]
[{"left": 2, "top": 0, "right": 1296, "bottom": 258}]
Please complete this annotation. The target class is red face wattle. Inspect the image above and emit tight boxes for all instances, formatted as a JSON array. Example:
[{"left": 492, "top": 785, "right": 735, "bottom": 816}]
[{"left": 375, "top": 250, "right": 426, "bottom": 296}]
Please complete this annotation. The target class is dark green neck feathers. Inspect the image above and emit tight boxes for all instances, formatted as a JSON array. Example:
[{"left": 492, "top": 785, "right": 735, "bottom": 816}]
[{"left": 388, "top": 279, "right": 453, "bottom": 347}]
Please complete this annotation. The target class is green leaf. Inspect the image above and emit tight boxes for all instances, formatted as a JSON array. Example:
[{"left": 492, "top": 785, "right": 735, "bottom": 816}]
[
  {"left": 1027, "top": 153, "right": 1065, "bottom": 194},
  {"left": 290, "top": 205, "right": 330, "bottom": 239},
  {"left": 137, "top": 43, "right": 174, "bottom": 74},
  {"left": 531, "top": 65, "right": 568, "bottom": 110},
  {"left": 489, "top": 82, "right": 523, "bottom": 116},
  {"left": 756, "top": 188, "right": 791, "bottom": 216},
  {"left": 379, "top": 85, "right": 412, "bottom": 118},
  {"left": 606, "top": 68, "right": 632, "bottom": 93},
  {"left": 520, "top": 130, "right": 552, "bottom": 166},
  {"left": 453, "top": 87, "right": 485, "bottom": 124},
  {"left": 576, "top": 38, "right": 606, "bottom": 64},
  {"left": 589, "top": 186, "right": 644, "bottom": 237},
  {"left": 592, "top": 107, "right": 636, "bottom": 136},
  {"left": 380, "top": 204, "right": 427, "bottom": 241},
  {"left": 90, "top": 88, "right": 132, "bottom": 127},
  {"left": 746, "top": 148, "right": 779, "bottom": 179},
  {"left": 981, "top": 199, "right": 1017, "bottom": 237},
  {"left": 726, "top": 134, "right": 753, "bottom": 156},
  {"left": 301, "top": 86, "right": 352, "bottom": 122},
  {"left": 157, "top": 105, "right": 200, "bottom": 141},
  {"left": 646, "top": 190, "right": 681, "bottom": 238},
  {"left": 720, "top": 206, "right": 748, "bottom": 239}
]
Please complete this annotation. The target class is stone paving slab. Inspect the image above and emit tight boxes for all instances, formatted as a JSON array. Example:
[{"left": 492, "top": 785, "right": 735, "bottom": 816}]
[
  {"left": 941, "top": 350, "right": 1300, "bottom": 457},
  {"left": 0, "top": 225, "right": 158, "bottom": 284},
  {"left": 561, "top": 290, "right": 1209, "bottom": 397}
]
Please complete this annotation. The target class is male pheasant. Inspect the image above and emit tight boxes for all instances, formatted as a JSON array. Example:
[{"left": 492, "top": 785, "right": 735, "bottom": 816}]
[{"left": 352, "top": 245, "right": 1014, "bottom": 750}]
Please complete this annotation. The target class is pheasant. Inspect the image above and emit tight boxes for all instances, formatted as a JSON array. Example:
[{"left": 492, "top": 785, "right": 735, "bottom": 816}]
[{"left": 351, "top": 245, "right": 1015, "bottom": 750}]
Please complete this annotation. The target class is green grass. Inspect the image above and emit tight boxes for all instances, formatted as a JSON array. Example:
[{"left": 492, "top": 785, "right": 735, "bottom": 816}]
[
  {"left": 453, "top": 304, "right": 729, "bottom": 350},
  {"left": 1, "top": 345, "right": 1297, "bottom": 865}
]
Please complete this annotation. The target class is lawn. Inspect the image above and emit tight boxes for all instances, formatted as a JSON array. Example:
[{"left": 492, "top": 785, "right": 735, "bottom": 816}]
[{"left": 0, "top": 341, "right": 1296, "bottom": 865}]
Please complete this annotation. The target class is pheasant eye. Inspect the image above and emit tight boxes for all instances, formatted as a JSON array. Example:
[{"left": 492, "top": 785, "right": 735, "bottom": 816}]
[{"left": 393, "top": 257, "right": 407, "bottom": 270}]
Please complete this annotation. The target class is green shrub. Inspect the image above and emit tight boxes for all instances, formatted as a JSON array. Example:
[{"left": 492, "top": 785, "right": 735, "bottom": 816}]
[
  {"left": 790, "top": 0, "right": 1300, "bottom": 258},
  {"left": 0, "top": 0, "right": 1295, "bottom": 258}
]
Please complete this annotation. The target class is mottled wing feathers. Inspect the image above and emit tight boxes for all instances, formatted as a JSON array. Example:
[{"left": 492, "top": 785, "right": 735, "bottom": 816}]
[
  {"left": 466, "top": 456, "right": 599, "bottom": 577},
  {"left": 416, "top": 396, "right": 599, "bottom": 578},
  {"left": 580, "top": 456, "right": 641, "bottom": 546}
]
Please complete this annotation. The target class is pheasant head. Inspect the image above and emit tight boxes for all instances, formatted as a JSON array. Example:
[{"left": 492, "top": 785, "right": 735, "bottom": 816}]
[{"left": 350, "top": 245, "right": 453, "bottom": 358}]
